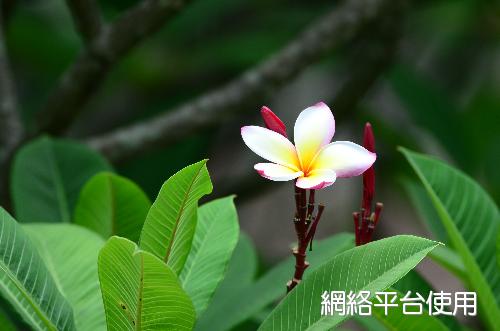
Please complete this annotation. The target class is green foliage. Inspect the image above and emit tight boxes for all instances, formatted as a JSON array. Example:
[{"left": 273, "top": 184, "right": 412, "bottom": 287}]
[
  {"left": 98, "top": 236, "right": 195, "bottom": 331},
  {"left": 180, "top": 196, "right": 239, "bottom": 316},
  {"left": 401, "top": 147, "right": 500, "bottom": 331},
  {"left": 258, "top": 235, "right": 440, "bottom": 331},
  {"left": 11, "top": 136, "right": 111, "bottom": 223},
  {"left": 198, "top": 232, "right": 258, "bottom": 328},
  {"left": 428, "top": 246, "right": 466, "bottom": 282},
  {"left": 0, "top": 310, "right": 17, "bottom": 331},
  {"left": 196, "top": 233, "right": 355, "bottom": 331},
  {"left": 402, "top": 178, "right": 448, "bottom": 243},
  {"left": 139, "top": 160, "right": 213, "bottom": 274},
  {"left": 371, "top": 288, "right": 449, "bottom": 331},
  {"left": 497, "top": 230, "right": 500, "bottom": 269},
  {"left": 74, "top": 172, "right": 151, "bottom": 242},
  {"left": 0, "top": 208, "right": 76, "bottom": 330},
  {"left": 391, "top": 271, "right": 461, "bottom": 330},
  {"left": 24, "top": 224, "right": 106, "bottom": 331}
]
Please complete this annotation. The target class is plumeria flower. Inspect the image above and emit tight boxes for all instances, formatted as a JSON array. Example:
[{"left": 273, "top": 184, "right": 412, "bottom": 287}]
[{"left": 241, "top": 102, "right": 376, "bottom": 189}]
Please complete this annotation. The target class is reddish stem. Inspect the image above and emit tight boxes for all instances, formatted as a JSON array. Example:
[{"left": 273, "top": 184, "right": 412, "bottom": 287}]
[{"left": 287, "top": 187, "right": 324, "bottom": 293}]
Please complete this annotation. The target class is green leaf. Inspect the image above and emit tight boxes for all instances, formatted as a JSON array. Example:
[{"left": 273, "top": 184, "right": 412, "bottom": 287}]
[
  {"left": 497, "top": 230, "right": 500, "bottom": 270},
  {"left": 98, "top": 236, "right": 195, "bottom": 331},
  {"left": 139, "top": 160, "right": 213, "bottom": 274},
  {"left": 428, "top": 246, "right": 466, "bottom": 282},
  {"left": 354, "top": 315, "right": 387, "bottom": 331},
  {"left": 73, "top": 172, "right": 151, "bottom": 242},
  {"left": 257, "top": 235, "right": 440, "bottom": 331},
  {"left": 219, "top": 232, "right": 259, "bottom": 289},
  {"left": 197, "top": 232, "right": 258, "bottom": 327},
  {"left": 0, "top": 305, "right": 19, "bottom": 331},
  {"left": 180, "top": 196, "right": 239, "bottom": 316},
  {"left": 196, "top": 233, "right": 354, "bottom": 331},
  {"left": 23, "top": 224, "right": 106, "bottom": 331},
  {"left": 0, "top": 207, "right": 76, "bottom": 330},
  {"left": 11, "top": 136, "right": 111, "bottom": 223},
  {"left": 391, "top": 270, "right": 460, "bottom": 330},
  {"left": 400, "top": 147, "right": 500, "bottom": 331},
  {"left": 402, "top": 178, "right": 448, "bottom": 243},
  {"left": 371, "top": 288, "right": 449, "bottom": 331}
]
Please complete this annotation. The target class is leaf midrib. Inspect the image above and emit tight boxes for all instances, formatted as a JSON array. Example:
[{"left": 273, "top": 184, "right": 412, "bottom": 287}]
[
  {"left": 163, "top": 164, "right": 204, "bottom": 263},
  {"left": 135, "top": 254, "right": 144, "bottom": 331}
]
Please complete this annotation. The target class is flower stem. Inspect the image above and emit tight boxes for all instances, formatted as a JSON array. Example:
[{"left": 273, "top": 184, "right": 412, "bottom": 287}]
[{"left": 287, "top": 186, "right": 324, "bottom": 293}]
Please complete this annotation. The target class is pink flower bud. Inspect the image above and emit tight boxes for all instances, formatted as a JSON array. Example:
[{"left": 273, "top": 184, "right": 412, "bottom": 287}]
[{"left": 260, "top": 106, "right": 287, "bottom": 137}]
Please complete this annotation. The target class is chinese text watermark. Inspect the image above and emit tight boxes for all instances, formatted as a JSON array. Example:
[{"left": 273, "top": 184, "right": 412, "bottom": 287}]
[{"left": 320, "top": 291, "right": 477, "bottom": 316}]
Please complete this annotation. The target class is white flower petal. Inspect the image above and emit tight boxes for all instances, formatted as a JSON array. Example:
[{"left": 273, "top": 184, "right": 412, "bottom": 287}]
[
  {"left": 296, "top": 168, "right": 337, "bottom": 190},
  {"left": 254, "top": 163, "right": 303, "bottom": 181},
  {"left": 294, "top": 102, "right": 335, "bottom": 171},
  {"left": 241, "top": 126, "right": 300, "bottom": 170},
  {"left": 312, "top": 141, "right": 376, "bottom": 178}
]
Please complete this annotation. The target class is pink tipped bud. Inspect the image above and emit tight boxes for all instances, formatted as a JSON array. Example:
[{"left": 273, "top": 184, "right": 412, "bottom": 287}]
[
  {"left": 261, "top": 106, "right": 287, "bottom": 137},
  {"left": 362, "top": 122, "right": 375, "bottom": 216},
  {"left": 363, "top": 122, "right": 375, "bottom": 153}
]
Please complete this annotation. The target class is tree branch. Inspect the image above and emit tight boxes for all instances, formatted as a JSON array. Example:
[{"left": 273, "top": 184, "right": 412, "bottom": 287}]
[
  {"left": 65, "top": 0, "right": 103, "bottom": 44},
  {"left": 37, "top": 0, "right": 193, "bottom": 135},
  {"left": 87, "top": 0, "right": 396, "bottom": 162}
]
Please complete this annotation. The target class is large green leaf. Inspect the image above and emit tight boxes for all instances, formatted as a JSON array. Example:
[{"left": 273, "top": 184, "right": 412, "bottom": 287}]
[
  {"left": 11, "top": 136, "right": 111, "bottom": 223},
  {"left": 196, "top": 233, "right": 354, "bottom": 331},
  {"left": 386, "top": 270, "right": 460, "bottom": 331},
  {"left": 98, "top": 236, "right": 195, "bottom": 330},
  {"left": 402, "top": 178, "right": 468, "bottom": 282},
  {"left": 180, "top": 196, "right": 239, "bottom": 316},
  {"left": 197, "top": 232, "right": 258, "bottom": 328},
  {"left": 371, "top": 288, "right": 449, "bottom": 331},
  {"left": 401, "top": 147, "right": 500, "bottom": 330},
  {"left": 402, "top": 178, "right": 448, "bottom": 243},
  {"left": 74, "top": 172, "right": 151, "bottom": 242},
  {"left": 23, "top": 224, "right": 106, "bottom": 331},
  {"left": 0, "top": 208, "right": 76, "bottom": 330},
  {"left": 428, "top": 246, "right": 466, "bottom": 282},
  {"left": 257, "top": 235, "right": 439, "bottom": 331},
  {"left": 139, "top": 160, "right": 213, "bottom": 274}
]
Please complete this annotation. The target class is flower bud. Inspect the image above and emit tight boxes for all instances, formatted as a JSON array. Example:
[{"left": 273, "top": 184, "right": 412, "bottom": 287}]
[{"left": 261, "top": 106, "right": 287, "bottom": 137}]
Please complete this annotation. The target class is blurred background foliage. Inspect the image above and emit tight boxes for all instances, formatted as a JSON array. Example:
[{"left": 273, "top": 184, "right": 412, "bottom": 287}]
[{"left": 1, "top": 1, "right": 499, "bottom": 328}]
